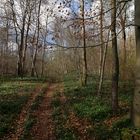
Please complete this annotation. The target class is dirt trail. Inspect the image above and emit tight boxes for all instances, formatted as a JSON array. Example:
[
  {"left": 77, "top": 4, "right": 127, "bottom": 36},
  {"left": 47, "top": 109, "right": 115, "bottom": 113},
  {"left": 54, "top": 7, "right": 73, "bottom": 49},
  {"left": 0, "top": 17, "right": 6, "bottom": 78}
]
[
  {"left": 4, "top": 84, "right": 42, "bottom": 140},
  {"left": 31, "top": 83, "right": 58, "bottom": 140}
]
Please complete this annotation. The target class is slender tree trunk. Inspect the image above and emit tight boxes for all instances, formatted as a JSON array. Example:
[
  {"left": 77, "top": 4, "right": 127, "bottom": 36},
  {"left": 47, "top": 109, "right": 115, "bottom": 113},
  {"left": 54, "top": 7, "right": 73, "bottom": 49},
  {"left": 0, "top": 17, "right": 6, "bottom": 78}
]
[
  {"left": 81, "top": 0, "right": 87, "bottom": 86},
  {"left": 31, "top": 47, "right": 38, "bottom": 77},
  {"left": 18, "top": 27, "right": 25, "bottom": 77},
  {"left": 5, "top": 20, "right": 9, "bottom": 74},
  {"left": 132, "top": 0, "right": 140, "bottom": 127},
  {"left": 31, "top": 0, "right": 42, "bottom": 77},
  {"left": 119, "top": 2, "right": 127, "bottom": 80},
  {"left": 11, "top": 5, "right": 21, "bottom": 76},
  {"left": 23, "top": 9, "right": 32, "bottom": 74},
  {"left": 17, "top": 4, "right": 27, "bottom": 77},
  {"left": 111, "top": 0, "right": 119, "bottom": 112},
  {"left": 122, "top": 26, "right": 126, "bottom": 80},
  {"left": 98, "top": 0, "right": 104, "bottom": 96},
  {"left": 99, "top": 0, "right": 104, "bottom": 75},
  {"left": 41, "top": 46, "right": 45, "bottom": 77},
  {"left": 41, "top": 19, "right": 48, "bottom": 77},
  {"left": 1, "top": 44, "right": 4, "bottom": 76},
  {"left": 98, "top": 43, "right": 108, "bottom": 96}
]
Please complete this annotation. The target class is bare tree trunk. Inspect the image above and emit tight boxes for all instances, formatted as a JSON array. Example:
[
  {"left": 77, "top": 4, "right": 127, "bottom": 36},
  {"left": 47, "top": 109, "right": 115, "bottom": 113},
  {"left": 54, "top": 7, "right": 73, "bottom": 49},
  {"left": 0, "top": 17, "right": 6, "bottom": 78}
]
[
  {"left": 41, "top": 19, "right": 48, "bottom": 77},
  {"left": 111, "top": 0, "right": 119, "bottom": 112},
  {"left": 1, "top": 45, "right": 4, "bottom": 76},
  {"left": 17, "top": 1, "right": 28, "bottom": 77},
  {"left": 23, "top": 6, "right": 32, "bottom": 74},
  {"left": 9, "top": 0, "right": 22, "bottom": 76},
  {"left": 98, "top": 0, "right": 104, "bottom": 96},
  {"left": 119, "top": 2, "right": 127, "bottom": 80},
  {"left": 81, "top": 0, "right": 87, "bottom": 86},
  {"left": 5, "top": 20, "right": 9, "bottom": 74},
  {"left": 31, "top": 0, "right": 42, "bottom": 77},
  {"left": 31, "top": 46, "right": 38, "bottom": 77},
  {"left": 122, "top": 26, "right": 126, "bottom": 80},
  {"left": 41, "top": 46, "right": 45, "bottom": 77},
  {"left": 98, "top": 43, "right": 108, "bottom": 96},
  {"left": 99, "top": 0, "right": 104, "bottom": 75},
  {"left": 18, "top": 24, "right": 25, "bottom": 77},
  {"left": 132, "top": 0, "right": 140, "bottom": 127}
]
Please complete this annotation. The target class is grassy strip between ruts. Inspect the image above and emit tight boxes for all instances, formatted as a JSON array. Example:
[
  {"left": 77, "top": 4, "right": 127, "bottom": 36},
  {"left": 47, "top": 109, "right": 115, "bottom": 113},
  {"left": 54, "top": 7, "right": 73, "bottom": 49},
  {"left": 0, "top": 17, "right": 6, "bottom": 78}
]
[
  {"left": 20, "top": 84, "right": 48, "bottom": 140},
  {"left": 51, "top": 90, "right": 78, "bottom": 140},
  {"left": 0, "top": 81, "right": 37, "bottom": 139}
]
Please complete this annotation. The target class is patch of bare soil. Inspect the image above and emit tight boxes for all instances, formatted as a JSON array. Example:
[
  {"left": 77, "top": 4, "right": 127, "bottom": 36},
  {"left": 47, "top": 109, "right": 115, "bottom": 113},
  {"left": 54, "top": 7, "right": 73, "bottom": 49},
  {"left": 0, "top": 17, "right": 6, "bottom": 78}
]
[
  {"left": 4, "top": 84, "right": 42, "bottom": 140},
  {"left": 31, "top": 84, "right": 58, "bottom": 140}
]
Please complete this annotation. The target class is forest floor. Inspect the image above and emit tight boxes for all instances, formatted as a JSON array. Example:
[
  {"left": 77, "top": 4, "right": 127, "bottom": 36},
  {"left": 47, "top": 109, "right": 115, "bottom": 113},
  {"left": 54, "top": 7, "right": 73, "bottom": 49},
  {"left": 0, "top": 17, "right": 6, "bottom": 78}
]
[
  {"left": 0, "top": 77, "right": 137, "bottom": 140},
  {"left": 30, "top": 83, "right": 58, "bottom": 140},
  {"left": 0, "top": 78, "right": 62, "bottom": 140},
  {"left": 6, "top": 83, "right": 42, "bottom": 140}
]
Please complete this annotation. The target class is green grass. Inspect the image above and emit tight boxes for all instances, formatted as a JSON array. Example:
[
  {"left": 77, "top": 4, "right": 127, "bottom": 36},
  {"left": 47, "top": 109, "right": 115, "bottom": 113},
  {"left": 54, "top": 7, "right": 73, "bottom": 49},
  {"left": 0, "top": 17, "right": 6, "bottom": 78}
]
[
  {"left": 21, "top": 84, "right": 48, "bottom": 140},
  {"left": 0, "top": 97, "right": 28, "bottom": 137},
  {"left": 0, "top": 76, "right": 47, "bottom": 83},
  {"left": 20, "top": 114, "right": 36, "bottom": 140},
  {"left": 0, "top": 80, "right": 41, "bottom": 139},
  {"left": 51, "top": 93, "right": 77, "bottom": 140},
  {"left": 73, "top": 97, "right": 112, "bottom": 122},
  {"left": 0, "top": 81, "right": 36, "bottom": 95},
  {"left": 57, "top": 74, "right": 134, "bottom": 139}
]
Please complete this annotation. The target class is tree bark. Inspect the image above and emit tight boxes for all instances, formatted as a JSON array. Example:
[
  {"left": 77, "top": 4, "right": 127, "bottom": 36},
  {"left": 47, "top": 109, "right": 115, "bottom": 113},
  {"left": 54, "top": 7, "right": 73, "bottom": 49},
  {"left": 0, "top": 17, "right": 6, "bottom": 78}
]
[
  {"left": 23, "top": 5, "right": 32, "bottom": 74},
  {"left": 31, "top": 0, "right": 42, "bottom": 77},
  {"left": 81, "top": 0, "right": 87, "bottom": 86},
  {"left": 17, "top": 1, "right": 28, "bottom": 77},
  {"left": 119, "top": 2, "right": 127, "bottom": 80},
  {"left": 98, "top": 0, "right": 104, "bottom": 96},
  {"left": 111, "top": 0, "right": 119, "bottom": 112},
  {"left": 5, "top": 20, "right": 9, "bottom": 74},
  {"left": 18, "top": 16, "right": 26, "bottom": 77},
  {"left": 132, "top": 0, "right": 140, "bottom": 127},
  {"left": 41, "top": 18, "right": 48, "bottom": 77}
]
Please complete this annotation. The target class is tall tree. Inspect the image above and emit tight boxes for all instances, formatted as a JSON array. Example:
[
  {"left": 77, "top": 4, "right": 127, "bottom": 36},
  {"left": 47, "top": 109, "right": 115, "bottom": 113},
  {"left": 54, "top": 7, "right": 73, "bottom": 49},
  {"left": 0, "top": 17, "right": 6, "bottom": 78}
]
[
  {"left": 81, "top": 0, "right": 87, "bottom": 86},
  {"left": 9, "top": 0, "right": 31, "bottom": 76},
  {"left": 17, "top": 0, "right": 28, "bottom": 76},
  {"left": 118, "top": 0, "right": 127, "bottom": 80},
  {"left": 98, "top": 0, "right": 104, "bottom": 96},
  {"left": 31, "top": 0, "right": 42, "bottom": 77},
  {"left": 111, "top": 0, "right": 119, "bottom": 112},
  {"left": 132, "top": 0, "right": 140, "bottom": 127}
]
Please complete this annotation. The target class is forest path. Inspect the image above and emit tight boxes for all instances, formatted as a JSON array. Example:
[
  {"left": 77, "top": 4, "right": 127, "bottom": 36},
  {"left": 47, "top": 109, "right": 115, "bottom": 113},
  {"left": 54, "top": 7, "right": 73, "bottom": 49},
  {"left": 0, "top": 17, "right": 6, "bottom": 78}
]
[
  {"left": 5, "top": 83, "right": 42, "bottom": 140},
  {"left": 31, "top": 83, "right": 61, "bottom": 140}
]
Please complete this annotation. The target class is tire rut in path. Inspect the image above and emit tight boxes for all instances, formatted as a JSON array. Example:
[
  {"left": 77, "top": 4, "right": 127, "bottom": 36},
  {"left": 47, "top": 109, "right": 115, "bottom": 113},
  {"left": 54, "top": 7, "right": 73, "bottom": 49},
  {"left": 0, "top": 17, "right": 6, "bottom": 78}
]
[
  {"left": 4, "top": 84, "right": 42, "bottom": 140},
  {"left": 31, "top": 83, "right": 58, "bottom": 140}
]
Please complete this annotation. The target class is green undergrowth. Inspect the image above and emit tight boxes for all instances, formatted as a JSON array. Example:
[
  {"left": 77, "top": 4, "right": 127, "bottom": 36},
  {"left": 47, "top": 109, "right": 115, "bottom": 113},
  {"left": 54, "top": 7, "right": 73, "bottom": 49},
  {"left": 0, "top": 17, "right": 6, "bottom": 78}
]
[
  {"left": 0, "top": 76, "right": 47, "bottom": 83},
  {"left": 121, "top": 128, "right": 140, "bottom": 140},
  {"left": 21, "top": 84, "right": 48, "bottom": 140},
  {"left": 51, "top": 92, "right": 77, "bottom": 140},
  {"left": 51, "top": 74, "right": 134, "bottom": 139},
  {"left": 73, "top": 97, "right": 112, "bottom": 122},
  {"left": 0, "top": 81, "right": 38, "bottom": 139}
]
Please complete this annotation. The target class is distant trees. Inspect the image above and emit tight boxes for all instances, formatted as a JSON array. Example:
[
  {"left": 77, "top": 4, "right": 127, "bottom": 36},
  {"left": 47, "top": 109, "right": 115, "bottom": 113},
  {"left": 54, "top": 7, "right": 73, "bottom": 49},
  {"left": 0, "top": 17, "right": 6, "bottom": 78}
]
[
  {"left": 8, "top": 0, "right": 34, "bottom": 76},
  {"left": 0, "top": 0, "right": 137, "bottom": 118},
  {"left": 3, "top": 0, "right": 46, "bottom": 77}
]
